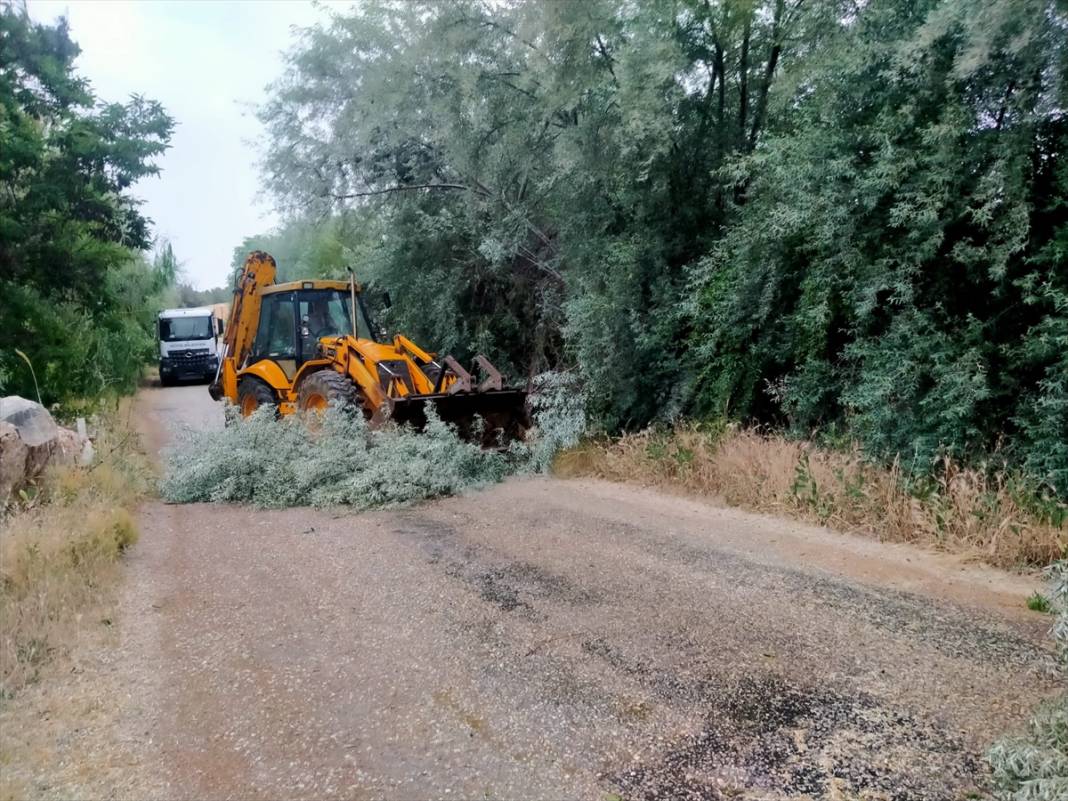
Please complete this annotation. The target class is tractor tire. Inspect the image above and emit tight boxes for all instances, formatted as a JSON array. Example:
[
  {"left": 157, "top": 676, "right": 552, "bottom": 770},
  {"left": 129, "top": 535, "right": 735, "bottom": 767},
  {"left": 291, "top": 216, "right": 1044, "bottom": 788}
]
[
  {"left": 296, "top": 370, "right": 359, "bottom": 414},
  {"left": 237, "top": 377, "right": 278, "bottom": 418}
]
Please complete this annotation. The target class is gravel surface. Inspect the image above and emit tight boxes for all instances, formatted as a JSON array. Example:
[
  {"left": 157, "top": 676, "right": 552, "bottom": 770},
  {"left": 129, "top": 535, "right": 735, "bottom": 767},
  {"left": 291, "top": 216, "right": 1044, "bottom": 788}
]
[{"left": 100, "top": 384, "right": 1063, "bottom": 798}]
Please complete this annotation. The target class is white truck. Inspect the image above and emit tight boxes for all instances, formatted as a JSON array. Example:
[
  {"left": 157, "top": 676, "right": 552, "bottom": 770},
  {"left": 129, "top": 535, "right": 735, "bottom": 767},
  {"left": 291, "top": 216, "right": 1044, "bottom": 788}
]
[{"left": 157, "top": 306, "right": 226, "bottom": 385}]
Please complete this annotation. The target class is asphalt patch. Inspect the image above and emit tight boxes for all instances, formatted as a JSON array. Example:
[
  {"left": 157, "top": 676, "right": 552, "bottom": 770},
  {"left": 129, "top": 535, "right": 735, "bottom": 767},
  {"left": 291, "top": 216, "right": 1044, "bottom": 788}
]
[
  {"left": 606, "top": 670, "right": 985, "bottom": 800},
  {"left": 599, "top": 518, "right": 1053, "bottom": 672},
  {"left": 393, "top": 514, "right": 603, "bottom": 614}
]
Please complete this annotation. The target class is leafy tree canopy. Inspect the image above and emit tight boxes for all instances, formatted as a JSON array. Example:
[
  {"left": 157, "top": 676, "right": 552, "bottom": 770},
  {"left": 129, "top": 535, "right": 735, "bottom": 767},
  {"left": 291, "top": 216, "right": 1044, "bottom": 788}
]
[
  {"left": 252, "top": 0, "right": 1067, "bottom": 492},
  {"left": 0, "top": 5, "right": 174, "bottom": 403}
]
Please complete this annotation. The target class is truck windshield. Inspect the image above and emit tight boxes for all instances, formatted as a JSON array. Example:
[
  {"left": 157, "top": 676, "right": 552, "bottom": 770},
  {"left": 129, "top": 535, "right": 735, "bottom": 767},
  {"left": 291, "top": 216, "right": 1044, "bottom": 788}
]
[{"left": 159, "top": 316, "right": 213, "bottom": 342}]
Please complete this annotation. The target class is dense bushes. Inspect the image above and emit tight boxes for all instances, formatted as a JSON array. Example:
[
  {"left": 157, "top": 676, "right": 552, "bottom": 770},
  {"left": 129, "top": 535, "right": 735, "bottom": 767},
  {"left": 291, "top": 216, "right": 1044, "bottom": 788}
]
[
  {"left": 0, "top": 7, "right": 173, "bottom": 405},
  {"left": 251, "top": 0, "right": 1067, "bottom": 495},
  {"left": 693, "top": 0, "right": 1068, "bottom": 492}
]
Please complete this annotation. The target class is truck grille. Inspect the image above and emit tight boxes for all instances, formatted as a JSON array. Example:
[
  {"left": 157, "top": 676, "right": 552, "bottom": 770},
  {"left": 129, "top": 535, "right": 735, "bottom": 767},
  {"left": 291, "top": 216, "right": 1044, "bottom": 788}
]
[
  {"left": 171, "top": 348, "right": 211, "bottom": 365},
  {"left": 166, "top": 349, "right": 214, "bottom": 375}
]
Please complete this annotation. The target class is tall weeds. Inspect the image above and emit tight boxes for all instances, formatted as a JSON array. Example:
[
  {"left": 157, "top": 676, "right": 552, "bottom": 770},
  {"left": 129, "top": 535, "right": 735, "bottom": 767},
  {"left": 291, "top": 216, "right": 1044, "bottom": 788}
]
[
  {"left": 556, "top": 425, "right": 1067, "bottom": 569},
  {"left": 0, "top": 408, "right": 149, "bottom": 695}
]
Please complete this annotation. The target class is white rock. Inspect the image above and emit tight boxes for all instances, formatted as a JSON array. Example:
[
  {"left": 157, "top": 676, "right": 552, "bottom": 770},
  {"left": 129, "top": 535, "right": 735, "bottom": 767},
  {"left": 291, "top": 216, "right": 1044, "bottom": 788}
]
[{"left": 0, "top": 395, "right": 92, "bottom": 508}]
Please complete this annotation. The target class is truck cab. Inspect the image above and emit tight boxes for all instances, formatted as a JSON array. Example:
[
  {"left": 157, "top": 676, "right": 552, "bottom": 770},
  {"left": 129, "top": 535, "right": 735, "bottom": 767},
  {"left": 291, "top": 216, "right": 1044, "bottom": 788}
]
[{"left": 158, "top": 307, "right": 224, "bottom": 385}]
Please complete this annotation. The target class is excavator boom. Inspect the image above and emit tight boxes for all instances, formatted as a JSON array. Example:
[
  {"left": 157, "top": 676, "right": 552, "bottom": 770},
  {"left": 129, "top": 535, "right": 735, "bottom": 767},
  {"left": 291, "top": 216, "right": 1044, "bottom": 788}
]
[{"left": 209, "top": 251, "right": 276, "bottom": 402}]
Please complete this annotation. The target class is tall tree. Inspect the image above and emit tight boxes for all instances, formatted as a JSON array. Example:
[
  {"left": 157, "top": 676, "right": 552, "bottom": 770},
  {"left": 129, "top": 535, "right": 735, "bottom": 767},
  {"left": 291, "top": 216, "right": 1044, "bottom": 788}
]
[
  {"left": 692, "top": 0, "right": 1068, "bottom": 487},
  {"left": 258, "top": 0, "right": 1068, "bottom": 491},
  {"left": 0, "top": 5, "right": 174, "bottom": 402}
]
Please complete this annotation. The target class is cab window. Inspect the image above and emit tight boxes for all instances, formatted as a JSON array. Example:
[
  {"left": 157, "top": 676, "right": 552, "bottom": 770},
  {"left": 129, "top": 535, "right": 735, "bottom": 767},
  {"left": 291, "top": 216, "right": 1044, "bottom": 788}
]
[
  {"left": 297, "top": 290, "right": 354, "bottom": 361},
  {"left": 252, "top": 293, "right": 296, "bottom": 360}
]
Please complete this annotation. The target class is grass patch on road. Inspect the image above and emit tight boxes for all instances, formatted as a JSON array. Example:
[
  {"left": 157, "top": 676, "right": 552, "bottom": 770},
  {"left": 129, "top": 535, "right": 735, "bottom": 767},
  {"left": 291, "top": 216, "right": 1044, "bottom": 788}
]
[
  {"left": 556, "top": 425, "right": 1067, "bottom": 569},
  {"left": 1028, "top": 592, "right": 1053, "bottom": 614},
  {"left": 0, "top": 403, "right": 150, "bottom": 696}
]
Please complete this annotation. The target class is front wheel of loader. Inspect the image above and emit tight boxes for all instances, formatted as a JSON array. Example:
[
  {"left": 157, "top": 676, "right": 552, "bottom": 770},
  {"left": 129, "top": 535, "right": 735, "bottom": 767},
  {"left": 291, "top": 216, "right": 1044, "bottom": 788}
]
[
  {"left": 296, "top": 370, "right": 359, "bottom": 415},
  {"left": 237, "top": 377, "right": 277, "bottom": 418}
]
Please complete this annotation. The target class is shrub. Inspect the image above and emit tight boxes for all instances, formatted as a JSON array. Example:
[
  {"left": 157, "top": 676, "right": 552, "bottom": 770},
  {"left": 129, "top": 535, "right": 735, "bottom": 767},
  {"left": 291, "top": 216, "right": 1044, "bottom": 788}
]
[
  {"left": 988, "top": 561, "right": 1068, "bottom": 801},
  {"left": 161, "top": 405, "right": 530, "bottom": 509}
]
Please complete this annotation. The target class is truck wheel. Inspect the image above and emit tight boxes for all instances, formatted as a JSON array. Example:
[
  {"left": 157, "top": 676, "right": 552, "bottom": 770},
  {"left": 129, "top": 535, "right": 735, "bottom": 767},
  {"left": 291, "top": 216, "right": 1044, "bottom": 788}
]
[
  {"left": 297, "top": 370, "right": 358, "bottom": 414},
  {"left": 237, "top": 378, "right": 277, "bottom": 417}
]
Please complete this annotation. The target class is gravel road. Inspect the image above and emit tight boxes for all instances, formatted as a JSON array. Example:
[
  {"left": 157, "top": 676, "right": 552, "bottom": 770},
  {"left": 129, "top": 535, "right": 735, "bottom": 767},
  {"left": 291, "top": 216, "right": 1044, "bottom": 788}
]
[{"left": 113, "top": 382, "right": 1059, "bottom": 800}]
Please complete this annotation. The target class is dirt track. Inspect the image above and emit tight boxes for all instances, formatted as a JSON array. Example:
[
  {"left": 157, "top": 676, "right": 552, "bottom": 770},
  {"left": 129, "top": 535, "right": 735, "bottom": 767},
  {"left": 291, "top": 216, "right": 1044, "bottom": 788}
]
[{"left": 44, "top": 383, "right": 1068, "bottom": 798}]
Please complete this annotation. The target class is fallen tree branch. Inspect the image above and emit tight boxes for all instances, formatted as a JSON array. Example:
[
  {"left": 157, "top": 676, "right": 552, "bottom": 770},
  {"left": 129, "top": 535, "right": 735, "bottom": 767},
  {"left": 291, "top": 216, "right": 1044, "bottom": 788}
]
[{"left": 332, "top": 182, "right": 488, "bottom": 200}]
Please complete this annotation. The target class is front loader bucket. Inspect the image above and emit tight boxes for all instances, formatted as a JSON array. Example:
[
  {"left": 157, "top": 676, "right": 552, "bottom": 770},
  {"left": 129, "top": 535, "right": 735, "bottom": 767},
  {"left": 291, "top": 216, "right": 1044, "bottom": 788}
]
[{"left": 378, "top": 389, "right": 530, "bottom": 447}]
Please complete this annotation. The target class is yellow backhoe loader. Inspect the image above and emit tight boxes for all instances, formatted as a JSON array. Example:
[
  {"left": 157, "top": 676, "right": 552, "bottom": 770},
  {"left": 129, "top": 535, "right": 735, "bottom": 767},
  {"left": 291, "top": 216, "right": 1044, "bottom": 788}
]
[{"left": 208, "top": 251, "right": 528, "bottom": 444}]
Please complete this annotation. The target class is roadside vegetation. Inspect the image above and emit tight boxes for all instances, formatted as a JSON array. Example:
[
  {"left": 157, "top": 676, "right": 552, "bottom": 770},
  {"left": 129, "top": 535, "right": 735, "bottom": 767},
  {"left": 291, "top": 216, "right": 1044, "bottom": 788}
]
[
  {"left": 989, "top": 560, "right": 1068, "bottom": 800},
  {"left": 0, "top": 2, "right": 164, "bottom": 762},
  {"left": 161, "top": 373, "right": 585, "bottom": 508},
  {"left": 0, "top": 404, "right": 150, "bottom": 696},
  {"left": 0, "top": 8, "right": 177, "bottom": 406},
  {"left": 244, "top": 0, "right": 1067, "bottom": 515},
  {"left": 161, "top": 406, "right": 520, "bottom": 509},
  {"left": 557, "top": 425, "right": 1067, "bottom": 569}
]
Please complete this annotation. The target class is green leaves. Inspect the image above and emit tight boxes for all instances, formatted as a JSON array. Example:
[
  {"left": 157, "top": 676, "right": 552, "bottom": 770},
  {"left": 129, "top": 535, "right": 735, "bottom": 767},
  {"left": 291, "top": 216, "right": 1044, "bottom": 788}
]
[
  {"left": 0, "top": 5, "right": 174, "bottom": 404},
  {"left": 691, "top": 0, "right": 1068, "bottom": 491},
  {"left": 249, "top": 0, "right": 1067, "bottom": 495}
]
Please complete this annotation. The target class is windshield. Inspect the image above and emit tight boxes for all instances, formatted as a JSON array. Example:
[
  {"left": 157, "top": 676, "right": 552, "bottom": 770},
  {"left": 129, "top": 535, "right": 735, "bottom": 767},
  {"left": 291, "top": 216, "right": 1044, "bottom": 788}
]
[
  {"left": 159, "top": 316, "right": 213, "bottom": 342},
  {"left": 299, "top": 290, "right": 355, "bottom": 340},
  {"left": 251, "top": 288, "right": 379, "bottom": 364}
]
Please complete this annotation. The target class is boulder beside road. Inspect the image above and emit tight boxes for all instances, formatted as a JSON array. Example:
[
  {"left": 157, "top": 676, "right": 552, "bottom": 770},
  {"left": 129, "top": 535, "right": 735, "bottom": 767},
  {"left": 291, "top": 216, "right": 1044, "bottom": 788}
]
[{"left": 0, "top": 396, "right": 90, "bottom": 509}]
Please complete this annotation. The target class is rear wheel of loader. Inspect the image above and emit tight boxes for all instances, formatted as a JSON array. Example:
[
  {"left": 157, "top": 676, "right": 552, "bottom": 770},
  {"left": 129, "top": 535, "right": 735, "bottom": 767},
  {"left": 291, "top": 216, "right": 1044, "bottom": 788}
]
[
  {"left": 297, "top": 370, "right": 359, "bottom": 414},
  {"left": 237, "top": 378, "right": 277, "bottom": 418}
]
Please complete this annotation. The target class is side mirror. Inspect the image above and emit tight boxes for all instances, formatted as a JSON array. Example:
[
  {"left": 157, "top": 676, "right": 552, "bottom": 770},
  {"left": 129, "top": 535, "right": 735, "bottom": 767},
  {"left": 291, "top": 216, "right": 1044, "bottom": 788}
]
[{"left": 216, "top": 318, "right": 224, "bottom": 336}]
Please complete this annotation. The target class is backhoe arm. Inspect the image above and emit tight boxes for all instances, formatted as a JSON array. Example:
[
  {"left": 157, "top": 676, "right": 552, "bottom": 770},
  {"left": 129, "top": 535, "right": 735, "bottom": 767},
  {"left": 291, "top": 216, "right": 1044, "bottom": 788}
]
[{"left": 209, "top": 251, "right": 277, "bottom": 402}]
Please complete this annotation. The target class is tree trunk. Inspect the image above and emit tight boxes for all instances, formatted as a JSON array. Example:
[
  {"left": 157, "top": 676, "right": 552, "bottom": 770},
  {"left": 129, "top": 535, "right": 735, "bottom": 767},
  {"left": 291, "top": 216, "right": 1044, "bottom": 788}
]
[
  {"left": 747, "top": 0, "right": 785, "bottom": 151},
  {"left": 715, "top": 41, "right": 726, "bottom": 150},
  {"left": 738, "top": 13, "right": 751, "bottom": 149}
]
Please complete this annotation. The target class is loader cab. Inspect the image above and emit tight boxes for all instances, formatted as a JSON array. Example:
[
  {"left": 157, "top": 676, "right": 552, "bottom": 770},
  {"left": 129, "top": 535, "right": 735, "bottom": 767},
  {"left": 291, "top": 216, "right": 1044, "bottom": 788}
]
[{"left": 250, "top": 282, "right": 376, "bottom": 379}]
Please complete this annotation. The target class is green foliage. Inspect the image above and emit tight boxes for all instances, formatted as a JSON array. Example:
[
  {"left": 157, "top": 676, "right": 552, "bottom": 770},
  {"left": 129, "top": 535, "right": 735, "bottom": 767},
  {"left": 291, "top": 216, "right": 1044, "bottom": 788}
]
[
  {"left": 229, "top": 215, "right": 349, "bottom": 286},
  {"left": 160, "top": 406, "right": 521, "bottom": 509},
  {"left": 691, "top": 0, "right": 1068, "bottom": 490},
  {"left": 250, "top": 0, "right": 1068, "bottom": 497},
  {"left": 161, "top": 372, "right": 587, "bottom": 508},
  {"left": 989, "top": 560, "right": 1068, "bottom": 800},
  {"left": 1027, "top": 592, "right": 1051, "bottom": 614},
  {"left": 527, "top": 371, "right": 588, "bottom": 471},
  {"left": 0, "top": 6, "right": 173, "bottom": 404},
  {"left": 258, "top": 0, "right": 836, "bottom": 403}
]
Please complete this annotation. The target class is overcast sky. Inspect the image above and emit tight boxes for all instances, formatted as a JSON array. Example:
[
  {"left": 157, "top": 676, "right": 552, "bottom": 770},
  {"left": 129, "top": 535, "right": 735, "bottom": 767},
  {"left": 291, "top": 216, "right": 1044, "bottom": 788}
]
[{"left": 28, "top": 0, "right": 345, "bottom": 290}]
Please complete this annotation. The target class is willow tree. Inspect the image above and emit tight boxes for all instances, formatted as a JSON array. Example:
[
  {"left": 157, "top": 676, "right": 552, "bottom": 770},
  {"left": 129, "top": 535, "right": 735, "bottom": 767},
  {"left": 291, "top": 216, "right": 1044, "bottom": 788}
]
[
  {"left": 259, "top": 0, "right": 1067, "bottom": 490},
  {"left": 260, "top": 0, "right": 842, "bottom": 425},
  {"left": 692, "top": 0, "right": 1068, "bottom": 489}
]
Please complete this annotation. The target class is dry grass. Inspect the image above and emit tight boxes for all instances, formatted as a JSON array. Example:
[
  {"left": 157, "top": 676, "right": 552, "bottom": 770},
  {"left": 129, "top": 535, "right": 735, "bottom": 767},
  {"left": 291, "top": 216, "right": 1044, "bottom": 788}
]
[
  {"left": 556, "top": 425, "right": 1068, "bottom": 569},
  {"left": 0, "top": 402, "right": 150, "bottom": 696}
]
